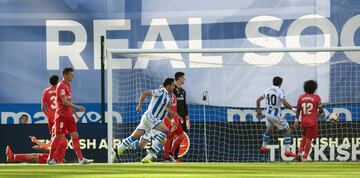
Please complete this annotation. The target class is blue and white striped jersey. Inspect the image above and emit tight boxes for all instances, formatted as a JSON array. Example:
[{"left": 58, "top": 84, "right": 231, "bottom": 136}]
[
  {"left": 263, "top": 86, "right": 285, "bottom": 118},
  {"left": 145, "top": 87, "right": 172, "bottom": 120}
]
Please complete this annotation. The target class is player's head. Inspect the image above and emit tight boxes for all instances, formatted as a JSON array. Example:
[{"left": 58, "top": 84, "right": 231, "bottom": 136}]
[
  {"left": 49, "top": 75, "right": 59, "bottom": 86},
  {"left": 175, "top": 71, "right": 185, "bottom": 85},
  {"left": 163, "top": 78, "right": 175, "bottom": 92},
  {"left": 304, "top": 80, "right": 318, "bottom": 94},
  {"left": 19, "top": 114, "right": 29, "bottom": 124},
  {"left": 62, "top": 67, "right": 74, "bottom": 82},
  {"left": 273, "top": 76, "right": 283, "bottom": 87}
]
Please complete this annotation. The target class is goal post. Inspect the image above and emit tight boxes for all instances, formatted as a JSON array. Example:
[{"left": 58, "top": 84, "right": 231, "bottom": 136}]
[{"left": 106, "top": 46, "right": 360, "bottom": 163}]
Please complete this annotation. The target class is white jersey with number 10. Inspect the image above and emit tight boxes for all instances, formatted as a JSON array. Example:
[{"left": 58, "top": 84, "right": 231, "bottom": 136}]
[{"left": 263, "top": 86, "right": 285, "bottom": 118}]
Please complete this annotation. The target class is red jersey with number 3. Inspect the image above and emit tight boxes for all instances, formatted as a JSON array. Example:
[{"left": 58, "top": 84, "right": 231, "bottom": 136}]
[
  {"left": 55, "top": 80, "right": 73, "bottom": 117},
  {"left": 297, "top": 93, "right": 321, "bottom": 128},
  {"left": 42, "top": 86, "right": 57, "bottom": 123}
]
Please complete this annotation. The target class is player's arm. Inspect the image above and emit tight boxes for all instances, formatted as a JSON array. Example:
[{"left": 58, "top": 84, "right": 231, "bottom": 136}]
[
  {"left": 166, "top": 103, "right": 179, "bottom": 129},
  {"left": 318, "top": 105, "right": 324, "bottom": 115},
  {"left": 32, "top": 144, "right": 50, "bottom": 152},
  {"left": 136, "top": 90, "right": 152, "bottom": 112},
  {"left": 184, "top": 92, "right": 190, "bottom": 130},
  {"left": 166, "top": 103, "right": 183, "bottom": 121},
  {"left": 41, "top": 92, "right": 48, "bottom": 116},
  {"left": 29, "top": 136, "right": 48, "bottom": 148},
  {"left": 293, "top": 97, "right": 301, "bottom": 129},
  {"left": 281, "top": 99, "right": 293, "bottom": 110},
  {"left": 294, "top": 107, "right": 301, "bottom": 129},
  {"left": 318, "top": 97, "right": 325, "bottom": 118},
  {"left": 30, "top": 136, "right": 51, "bottom": 152},
  {"left": 61, "top": 96, "right": 85, "bottom": 112},
  {"left": 256, "top": 95, "right": 265, "bottom": 119}
]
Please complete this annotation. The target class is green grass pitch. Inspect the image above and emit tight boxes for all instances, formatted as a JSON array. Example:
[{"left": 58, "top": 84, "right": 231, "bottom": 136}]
[{"left": 1, "top": 162, "right": 360, "bottom": 178}]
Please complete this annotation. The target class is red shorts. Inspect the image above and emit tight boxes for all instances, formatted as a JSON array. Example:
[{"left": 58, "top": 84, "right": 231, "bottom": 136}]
[
  {"left": 38, "top": 153, "right": 49, "bottom": 164},
  {"left": 55, "top": 115, "right": 77, "bottom": 134},
  {"left": 302, "top": 124, "right": 318, "bottom": 139}
]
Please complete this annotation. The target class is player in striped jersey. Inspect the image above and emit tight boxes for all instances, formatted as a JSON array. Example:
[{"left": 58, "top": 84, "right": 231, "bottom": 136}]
[
  {"left": 256, "top": 76, "right": 296, "bottom": 157},
  {"left": 116, "top": 78, "right": 177, "bottom": 162}
]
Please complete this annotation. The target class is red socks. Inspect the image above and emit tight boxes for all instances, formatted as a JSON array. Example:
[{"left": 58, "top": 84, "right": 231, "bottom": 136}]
[
  {"left": 72, "top": 137, "right": 83, "bottom": 161},
  {"left": 170, "top": 134, "right": 184, "bottom": 154},
  {"left": 49, "top": 136, "right": 83, "bottom": 162},
  {"left": 303, "top": 140, "right": 312, "bottom": 160},
  {"left": 13, "top": 154, "right": 33, "bottom": 162},
  {"left": 53, "top": 137, "right": 68, "bottom": 163},
  {"left": 298, "top": 137, "right": 306, "bottom": 154},
  {"left": 163, "top": 138, "right": 172, "bottom": 158},
  {"left": 48, "top": 137, "right": 61, "bottom": 161}
]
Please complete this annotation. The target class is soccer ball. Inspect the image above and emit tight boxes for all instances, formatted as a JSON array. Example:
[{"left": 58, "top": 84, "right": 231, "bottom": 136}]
[{"left": 328, "top": 112, "right": 339, "bottom": 122}]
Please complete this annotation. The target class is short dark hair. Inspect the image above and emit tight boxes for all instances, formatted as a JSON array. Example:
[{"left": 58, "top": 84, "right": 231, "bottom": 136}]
[
  {"left": 20, "top": 114, "right": 28, "bottom": 119},
  {"left": 175, "top": 72, "right": 185, "bottom": 81},
  {"left": 273, "top": 76, "right": 283, "bottom": 86},
  {"left": 49, "top": 75, "right": 59, "bottom": 86},
  {"left": 162, "top": 78, "right": 174, "bottom": 87},
  {"left": 304, "top": 80, "right": 318, "bottom": 94},
  {"left": 62, "top": 67, "right": 74, "bottom": 76}
]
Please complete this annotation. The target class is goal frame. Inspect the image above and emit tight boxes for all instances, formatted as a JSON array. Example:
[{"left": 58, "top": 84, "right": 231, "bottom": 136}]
[{"left": 106, "top": 46, "right": 360, "bottom": 163}]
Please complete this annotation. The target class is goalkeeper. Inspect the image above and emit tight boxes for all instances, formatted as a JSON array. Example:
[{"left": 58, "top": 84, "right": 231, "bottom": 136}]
[{"left": 167, "top": 72, "right": 190, "bottom": 162}]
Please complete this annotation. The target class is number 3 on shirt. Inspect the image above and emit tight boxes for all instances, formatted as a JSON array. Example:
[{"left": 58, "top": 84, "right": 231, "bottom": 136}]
[
  {"left": 301, "top": 103, "right": 313, "bottom": 115},
  {"left": 50, "top": 96, "right": 56, "bottom": 109}
]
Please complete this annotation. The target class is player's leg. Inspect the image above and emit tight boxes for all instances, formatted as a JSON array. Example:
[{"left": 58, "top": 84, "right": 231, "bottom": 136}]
[
  {"left": 163, "top": 117, "right": 173, "bottom": 161},
  {"left": 53, "top": 138, "right": 67, "bottom": 163},
  {"left": 118, "top": 113, "right": 153, "bottom": 155},
  {"left": 48, "top": 115, "right": 66, "bottom": 164},
  {"left": 283, "top": 128, "right": 296, "bottom": 157},
  {"left": 69, "top": 131, "right": 93, "bottom": 164},
  {"left": 142, "top": 122, "right": 169, "bottom": 163},
  {"left": 152, "top": 122, "right": 169, "bottom": 155},
  {"left": 170, "top": 133, "right": 185, "bottom": 162},
  {"left": 172, "top": 119, "right": 184, "bottom": 161},
  {"left": 270, "top": 116, "right": 295, "bottom": 157},
  {"left": 67, "top": 116, "right": 93, "bottom": 164},
  {"left": 303, "top": 137, "right": 312, "bottom": 160},
  {"left": 302, "top": 125, "right": 317, "bottom": 160},
  {"left": 6, "top": 147, "right": 38, "bottom": 163},
  {"left": 37, "top": 154, "right": 49, "bottom": 164},
  {"left": 69, "top": 132, "right": 83, "bottom": 160},
  {"left": 260, "top": 115, "right": 274, "bottom": 154},
  {"left": 140, "top": 131, "right": 160, "bottom": 163},
  {"left": 164, "top": 134, "right": 174, "bottom": 161},
  {"left": 117, "top": 129, "right": 145, "bottom": 155},
  {"left": 297, "top": 128, "right": 307, "bottom": 160},
  {"left": 48, "top": 117, "right": 55, "bottom": 135}
]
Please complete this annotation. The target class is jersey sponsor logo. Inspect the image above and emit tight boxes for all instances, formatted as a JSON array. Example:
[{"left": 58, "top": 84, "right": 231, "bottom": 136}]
[{"left": 60, "top": 89, "right": 65, "bottom": 95}]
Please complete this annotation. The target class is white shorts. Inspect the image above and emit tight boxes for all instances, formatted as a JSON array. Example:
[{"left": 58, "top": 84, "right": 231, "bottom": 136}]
[
  {"left": 135, "top": 112, "right": 162, "bottom": 133},
  {"left": 265, "top": 113, "right": 289, "bottom": 130}
]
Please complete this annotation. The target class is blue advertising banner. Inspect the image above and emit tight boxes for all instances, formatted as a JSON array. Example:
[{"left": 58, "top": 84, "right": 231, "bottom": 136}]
[
  {"left": 1, "top": 103, "right": 359, "bottom": 124},
  {"left": 0, "top": 0, "right": 360, "bottom": 108}
]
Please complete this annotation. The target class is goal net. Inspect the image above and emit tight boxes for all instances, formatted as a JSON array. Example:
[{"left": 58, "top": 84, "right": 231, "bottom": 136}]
[{"left": 106, "top": 47, "right": 360, "bottom": 163}]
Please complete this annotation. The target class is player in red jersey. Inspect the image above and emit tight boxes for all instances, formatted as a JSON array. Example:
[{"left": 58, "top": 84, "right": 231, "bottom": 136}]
[
  {"left": 6, "top": 126, "right": 66, "bottom": 164},
  {"left": 41, "top": 75, "right": 59, "bottom": 134},
  {"left": 47, "top": 67, "right": 92, "bottom": 164},
  {"left": 294, "top": 80, "right": 324, "bottom": 161},
  {"left": 163, "top": 93, "right": 185, "bottom": 162}
]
